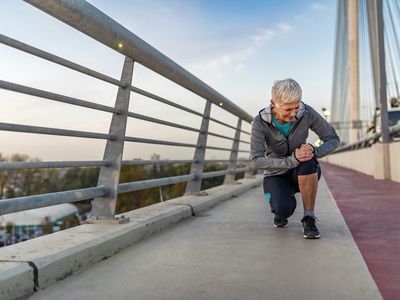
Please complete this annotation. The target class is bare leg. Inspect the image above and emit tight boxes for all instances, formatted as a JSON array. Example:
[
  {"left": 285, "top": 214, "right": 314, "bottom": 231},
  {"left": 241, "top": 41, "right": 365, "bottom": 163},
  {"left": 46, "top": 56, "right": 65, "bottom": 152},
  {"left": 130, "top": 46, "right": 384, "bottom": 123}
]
[{"left": 298, "top": 173, "right": 318, "bottom": 211}]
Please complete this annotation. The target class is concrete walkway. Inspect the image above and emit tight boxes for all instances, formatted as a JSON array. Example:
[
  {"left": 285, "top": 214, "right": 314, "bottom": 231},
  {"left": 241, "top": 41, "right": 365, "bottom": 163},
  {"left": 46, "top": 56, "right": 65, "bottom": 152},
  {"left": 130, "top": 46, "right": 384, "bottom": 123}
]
[{"left": 30, "top": 178, "right": 381, "bottom": 300}]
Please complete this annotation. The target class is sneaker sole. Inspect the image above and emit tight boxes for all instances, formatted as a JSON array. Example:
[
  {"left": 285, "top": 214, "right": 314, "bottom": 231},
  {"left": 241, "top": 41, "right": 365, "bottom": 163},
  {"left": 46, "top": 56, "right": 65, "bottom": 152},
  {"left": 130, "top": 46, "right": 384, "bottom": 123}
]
[
  {"left": 302, "top": 229, "right": 320, "bottom": 239},
  {"left": 274, "top": 224, "right": 288, "bottom": 228},
  {"left": 303, "top": 234, "right": 320, "bottom": 239}
]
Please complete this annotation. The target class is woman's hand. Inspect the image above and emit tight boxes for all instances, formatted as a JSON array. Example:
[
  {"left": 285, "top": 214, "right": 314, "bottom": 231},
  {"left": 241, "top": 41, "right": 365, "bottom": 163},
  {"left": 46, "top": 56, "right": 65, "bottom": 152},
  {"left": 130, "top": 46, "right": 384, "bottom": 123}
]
[{"left": 295, "top": 144, "right": 314, "bottom": 162}]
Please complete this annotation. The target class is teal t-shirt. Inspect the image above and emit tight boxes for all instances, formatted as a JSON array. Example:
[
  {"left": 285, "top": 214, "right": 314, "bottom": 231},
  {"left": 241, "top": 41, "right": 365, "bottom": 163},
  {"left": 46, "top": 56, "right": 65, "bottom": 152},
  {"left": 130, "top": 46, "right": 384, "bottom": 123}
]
[{"left": 272, "top": 116, "right": 293, "bottom": 137}]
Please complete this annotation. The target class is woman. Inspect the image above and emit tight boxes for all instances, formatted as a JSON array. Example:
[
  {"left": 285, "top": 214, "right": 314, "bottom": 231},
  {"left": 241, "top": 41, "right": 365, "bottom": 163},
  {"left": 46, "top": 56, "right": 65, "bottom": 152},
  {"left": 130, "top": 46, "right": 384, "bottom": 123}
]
[{"left": 250, "top": 78, "right": 340, "bottom": 239}]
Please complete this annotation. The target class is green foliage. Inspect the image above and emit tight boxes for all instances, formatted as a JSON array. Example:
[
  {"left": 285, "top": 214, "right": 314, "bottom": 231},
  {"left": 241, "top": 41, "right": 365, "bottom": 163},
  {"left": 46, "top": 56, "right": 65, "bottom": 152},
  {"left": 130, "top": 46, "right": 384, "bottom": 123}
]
[
  {"left": 5, "top": 222, "right": 14, "bottom": 234},
  {"left": 201, "top": 163, "right": 228, "bottom": 190},
  {"left": 115, "top": 163, "right": 191, "bottom": 214},
  {"left": 59, "top": 167, "right": 99, "bottom": 191},
  {"left": 0, "top": 152, "right": 241, "bottom": 216}
]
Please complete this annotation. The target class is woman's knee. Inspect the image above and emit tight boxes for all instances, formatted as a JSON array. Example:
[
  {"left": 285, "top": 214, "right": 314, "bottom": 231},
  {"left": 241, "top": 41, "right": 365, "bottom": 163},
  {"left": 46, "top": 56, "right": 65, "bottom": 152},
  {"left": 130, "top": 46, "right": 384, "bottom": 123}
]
[{"left": 297, "top": 156, "right": 319, "bottom": 176}]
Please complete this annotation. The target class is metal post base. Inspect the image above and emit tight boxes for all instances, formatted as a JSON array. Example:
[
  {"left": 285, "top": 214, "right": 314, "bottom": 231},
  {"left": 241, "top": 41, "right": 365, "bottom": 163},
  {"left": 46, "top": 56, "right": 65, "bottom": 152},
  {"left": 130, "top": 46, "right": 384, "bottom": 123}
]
[
  {"left": 185, "top": 190, "right": 208, "bottom": 196},
  {"left": 86, "top": 215, "right": 130, "bottom": 225}
]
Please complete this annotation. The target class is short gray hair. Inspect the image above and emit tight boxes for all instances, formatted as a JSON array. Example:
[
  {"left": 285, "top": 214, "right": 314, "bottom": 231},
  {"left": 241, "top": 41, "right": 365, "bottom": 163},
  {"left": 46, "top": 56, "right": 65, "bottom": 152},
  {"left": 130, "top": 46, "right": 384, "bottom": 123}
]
[{"left": 271, "top": 78, "right": 302, "bottom": 104}]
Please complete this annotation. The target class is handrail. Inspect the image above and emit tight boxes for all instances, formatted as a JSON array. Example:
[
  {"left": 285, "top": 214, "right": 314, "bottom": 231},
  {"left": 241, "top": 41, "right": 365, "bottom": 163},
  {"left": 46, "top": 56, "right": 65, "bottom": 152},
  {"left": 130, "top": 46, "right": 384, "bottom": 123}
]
[
  {"left": 201, "top": 167, "right": 250, "bottom": 179},
  {"left": 0, "top": 187, "right": 106, "bottom": 215},
  {"left": 0, "top": 159, "right": 251, "bottom": 170},
  {"left": 0, "top": 1, "right": 255, "bottom": 221},
  {"left": 334, "top": 123, "right": 400, "bottom": 153},
  {"left": 0, "top": 160, "right": 109, "bottom": 170},
  {"left": 209, "top": 117, "right": 251, "bottom": 135},
  {"left": 0, "top": 80, "right": 118, "bottom": 114},
  {"left": 124, "top": 136, "right": 197, "bottom": 148},
  {"left": 24, "top": 0, "right": 253, "bottom": 123},
  {"left": 0, "top": 122, "right": 113, "bottom": 140},
  {"left": 0, "top": 33, "right": 124, "bottom": 87},
  {"left": 0, "top": 165, "right": 250, "bottom": 216},
  {"left": 130, "top": 86, "right": 204, "bottom": 118},
  {"left": 118, "top": 174, "right": 196, "bottom": 194}
]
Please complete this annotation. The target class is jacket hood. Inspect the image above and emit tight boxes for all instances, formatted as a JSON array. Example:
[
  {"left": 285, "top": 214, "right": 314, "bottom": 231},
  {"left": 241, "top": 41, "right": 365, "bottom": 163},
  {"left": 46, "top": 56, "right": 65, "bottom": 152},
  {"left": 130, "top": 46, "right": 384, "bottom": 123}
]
[{"left": 259, "top": 101, "right": 307, "bottom": 124}]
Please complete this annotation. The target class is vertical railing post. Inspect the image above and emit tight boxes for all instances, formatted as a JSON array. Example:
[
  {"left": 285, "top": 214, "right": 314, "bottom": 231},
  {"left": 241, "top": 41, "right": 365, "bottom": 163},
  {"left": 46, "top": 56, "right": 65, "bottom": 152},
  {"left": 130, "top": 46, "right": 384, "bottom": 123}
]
[
  {"left": 224, "top": 118, "right": 241, "bottom": 184},
  {"left": 89, "top": 57, "right": 134, "bottom": 222},
  {"left": 244, "top": 162, "right": 255, "bottom": 178},
  {"left": 185, "top": 100, "right": 212, "bottom": 195}
]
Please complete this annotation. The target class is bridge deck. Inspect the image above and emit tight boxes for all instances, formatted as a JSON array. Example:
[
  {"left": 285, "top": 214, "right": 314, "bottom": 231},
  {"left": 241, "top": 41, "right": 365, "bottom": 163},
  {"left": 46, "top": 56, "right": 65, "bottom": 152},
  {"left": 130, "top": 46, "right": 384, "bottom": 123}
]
[{"left": 30, "top": 175, "right": 381, "bottom": 300}]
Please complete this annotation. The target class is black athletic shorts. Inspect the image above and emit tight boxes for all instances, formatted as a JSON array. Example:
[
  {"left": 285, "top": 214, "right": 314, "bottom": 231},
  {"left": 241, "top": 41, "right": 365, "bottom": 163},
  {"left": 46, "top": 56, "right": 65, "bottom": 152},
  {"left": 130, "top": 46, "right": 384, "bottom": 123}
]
[{"left": 263, "top": 156, "right": 321, "bottom": 218}]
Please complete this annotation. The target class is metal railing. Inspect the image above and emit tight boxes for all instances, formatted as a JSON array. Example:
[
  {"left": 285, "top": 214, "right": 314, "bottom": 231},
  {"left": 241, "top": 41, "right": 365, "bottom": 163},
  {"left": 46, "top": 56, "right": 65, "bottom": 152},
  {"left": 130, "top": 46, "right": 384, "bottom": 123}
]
[
  {"left": 334, "top": 123, "right": 400, "bottom": 153},
  {"left": 0, "top": 0, "right": 255, "bottom": 220}
]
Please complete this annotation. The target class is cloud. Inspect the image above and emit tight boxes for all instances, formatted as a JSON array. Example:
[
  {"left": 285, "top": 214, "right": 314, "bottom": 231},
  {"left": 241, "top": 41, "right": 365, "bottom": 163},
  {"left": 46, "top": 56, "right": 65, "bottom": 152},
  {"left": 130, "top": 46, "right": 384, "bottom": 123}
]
[
  {"left": 189, "top": 23, "right": 292, "bottom": 83},
  {"left": 278, "top": 22, "right": 292, "bottom": 33},
  {"left": 234, "top": 64, "right": 245, "bottom": 72},
  {"left": 311, "top": 3, "right": 326, "bottom": 11},
  {"left": 251, "top": 29, "right": 275, "bottom": 46}
]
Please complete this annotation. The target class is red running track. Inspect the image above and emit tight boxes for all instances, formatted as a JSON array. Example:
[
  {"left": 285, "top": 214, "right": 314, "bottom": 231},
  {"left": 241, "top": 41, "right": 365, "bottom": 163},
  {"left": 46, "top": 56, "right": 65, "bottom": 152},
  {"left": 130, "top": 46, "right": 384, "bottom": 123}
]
[{"left": 321, "top": 162, "right": 400, "bottom": 300}]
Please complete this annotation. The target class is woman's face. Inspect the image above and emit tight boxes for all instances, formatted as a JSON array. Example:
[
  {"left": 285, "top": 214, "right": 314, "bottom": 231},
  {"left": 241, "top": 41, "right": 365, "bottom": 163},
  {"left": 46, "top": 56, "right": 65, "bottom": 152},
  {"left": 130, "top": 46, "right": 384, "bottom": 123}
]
[{"left": 272, "top": 100, "right": 300, "bottom": 123}]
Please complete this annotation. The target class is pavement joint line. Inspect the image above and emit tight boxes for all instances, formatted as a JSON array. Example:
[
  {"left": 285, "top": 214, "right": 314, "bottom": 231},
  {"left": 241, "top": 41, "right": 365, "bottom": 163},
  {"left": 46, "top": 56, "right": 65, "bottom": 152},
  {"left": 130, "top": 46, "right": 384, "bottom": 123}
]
[
  {"left": 0, "top": 260, "right": 39, "bottom": 292},
  {"left": 166, "top": 202, "right": 196, "bottom": 216}
]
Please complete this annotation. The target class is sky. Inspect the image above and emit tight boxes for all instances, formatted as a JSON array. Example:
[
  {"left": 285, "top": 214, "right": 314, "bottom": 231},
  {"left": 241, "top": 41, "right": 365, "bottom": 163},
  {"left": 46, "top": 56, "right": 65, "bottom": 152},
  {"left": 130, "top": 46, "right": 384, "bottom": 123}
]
[{"left": 0, "top": 0, "right": 337, "bottom": 161}]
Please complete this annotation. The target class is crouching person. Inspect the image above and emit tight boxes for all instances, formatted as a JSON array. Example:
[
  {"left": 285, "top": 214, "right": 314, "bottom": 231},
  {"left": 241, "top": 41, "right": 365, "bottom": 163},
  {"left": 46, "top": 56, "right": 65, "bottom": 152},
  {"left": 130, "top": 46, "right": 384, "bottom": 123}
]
[{"left": 250, "top": 78, "right": 340, "bottom": 239}]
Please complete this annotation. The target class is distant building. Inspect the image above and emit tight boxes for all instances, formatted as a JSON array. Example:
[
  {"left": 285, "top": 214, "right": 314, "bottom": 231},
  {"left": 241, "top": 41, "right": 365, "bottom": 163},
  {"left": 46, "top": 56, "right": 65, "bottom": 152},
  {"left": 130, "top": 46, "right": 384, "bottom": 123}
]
[
  {"left": 151, "top": 153, "right": 160, "bottom": 161},
  {"left": 0, "top": 203, "right": 79, "bottom": 243}
]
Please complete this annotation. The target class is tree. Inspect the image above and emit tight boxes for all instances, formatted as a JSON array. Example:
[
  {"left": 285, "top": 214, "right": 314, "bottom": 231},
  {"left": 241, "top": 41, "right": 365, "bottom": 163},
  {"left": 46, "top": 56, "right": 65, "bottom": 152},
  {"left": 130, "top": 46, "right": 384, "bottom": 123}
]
[
  {"left": 41, "top": 216, "right": 53, "bottom": 235},
  {"left": 61, "top": 215, "right": 80, "bottom": 230}
]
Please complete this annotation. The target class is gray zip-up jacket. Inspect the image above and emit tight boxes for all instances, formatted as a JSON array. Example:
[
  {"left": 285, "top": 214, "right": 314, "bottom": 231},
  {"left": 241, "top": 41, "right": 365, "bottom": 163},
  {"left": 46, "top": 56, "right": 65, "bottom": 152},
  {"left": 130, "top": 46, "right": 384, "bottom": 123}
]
[{"left": 251, "top": 102, "right": 340, "bottom": 176}]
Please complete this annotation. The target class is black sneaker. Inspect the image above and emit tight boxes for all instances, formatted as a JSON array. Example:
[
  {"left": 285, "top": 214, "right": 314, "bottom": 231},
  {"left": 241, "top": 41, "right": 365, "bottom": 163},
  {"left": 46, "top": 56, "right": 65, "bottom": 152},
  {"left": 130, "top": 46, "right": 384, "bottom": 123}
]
[
  {"left": 301, "top": 216, "right": 320, "bottom": 239},
  {"left": 274, "top": 215, "right": 288, "bottom": 228}
]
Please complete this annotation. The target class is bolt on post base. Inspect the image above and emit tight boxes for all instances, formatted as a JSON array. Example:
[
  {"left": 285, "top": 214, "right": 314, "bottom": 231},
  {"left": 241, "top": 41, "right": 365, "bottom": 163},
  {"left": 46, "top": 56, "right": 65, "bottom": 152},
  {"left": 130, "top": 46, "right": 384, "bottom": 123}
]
[{"left": 86, "top": 215, "right": 130, "bottom": 225}]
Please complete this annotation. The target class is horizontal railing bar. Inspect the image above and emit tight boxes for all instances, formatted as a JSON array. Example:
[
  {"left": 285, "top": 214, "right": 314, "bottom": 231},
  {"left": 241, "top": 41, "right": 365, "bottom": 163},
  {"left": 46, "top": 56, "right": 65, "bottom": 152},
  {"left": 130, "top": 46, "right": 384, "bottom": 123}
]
[
  {"left": 122, "top": 159, "right": 194, "bottom": 165},
  {"left": 228, "top": 167, "right": 249, "bottom": 173},
  {"left": 125, "top": 136, "right": 196, "bottom": 148},
  {"left": 239, "top": 129, "right": 251, "bottom": 135},
  {"left": 207, "top": 131, "right": 250, "bottom": 144},
  {"left": 208, "top": 132, "right": 234, "bottom": 141},
  {"left": 0, "top": 80, "right": 118, "bottom": 114},
  {"left": 206, "top": 146, "right": 233, "bottom": 152},
  {"left": 130, "top": 86, "right": 204, "bottom": 117},
  {"left": 127, "top": 112, "right": 200, "bottom": 133},
  {"left": 209, "top": 117, "right": 238, "bottom": 131},
  {"left": 201, "top": 167, "right": 250, "bottom": 179},
  {"left": 24, "top": 0, "right": 253, "bottom": 123},
  {"left": 334, "top": 123, "right": 400, "bottom": 153},
  {"left": 0, "top": 186, "right": 106, "bottom": 216},
  {"left": 209, "top": 117, "right": 251, "bottom": 135},
  {"left": 0, "top": 160, "right": 109, "bottom": 170},
  {"left": 0, "top": 122, "right": 113, "bottom": 140},
  {"left": 128, "top": 111, "right": 250, "bottom": 144},
  {"left": 205, "top": 146, "right": 251, "bottom": 152},
  {"left": 201, "top": 170, "right": 229, "bottom": 179},
  {"left": 389, "top": 123, "right": 400, "bottom": 135},
  {"left": 204, "top": 159, "right": 249, "bottom": 163},
  {"left": 121, "top": 159, "right": 250, "bottom": 165},
  {"left": 0, "top": 33, "right": 124, "bottom": 88},
  {"left": 118, "top": 174, "right": 195, "bottom": 194}
]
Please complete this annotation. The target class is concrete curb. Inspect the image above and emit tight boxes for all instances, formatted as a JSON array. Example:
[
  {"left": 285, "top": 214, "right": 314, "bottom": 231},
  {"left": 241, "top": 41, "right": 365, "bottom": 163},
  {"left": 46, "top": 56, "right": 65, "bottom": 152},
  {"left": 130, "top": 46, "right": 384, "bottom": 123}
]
[{"left": 0, "top": 176, "right": 262, "bottom": 300}]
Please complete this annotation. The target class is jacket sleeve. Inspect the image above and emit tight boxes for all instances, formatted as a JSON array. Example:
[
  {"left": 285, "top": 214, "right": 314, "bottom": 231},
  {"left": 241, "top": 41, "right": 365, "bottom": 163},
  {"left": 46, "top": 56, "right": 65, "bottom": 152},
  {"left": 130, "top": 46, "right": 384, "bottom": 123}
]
[
  {"left": 250, "top": 117, "right": 300, "bottom": 170},
  {"left": 308, "top": 106, "right": 340, "bottom": 158}
]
